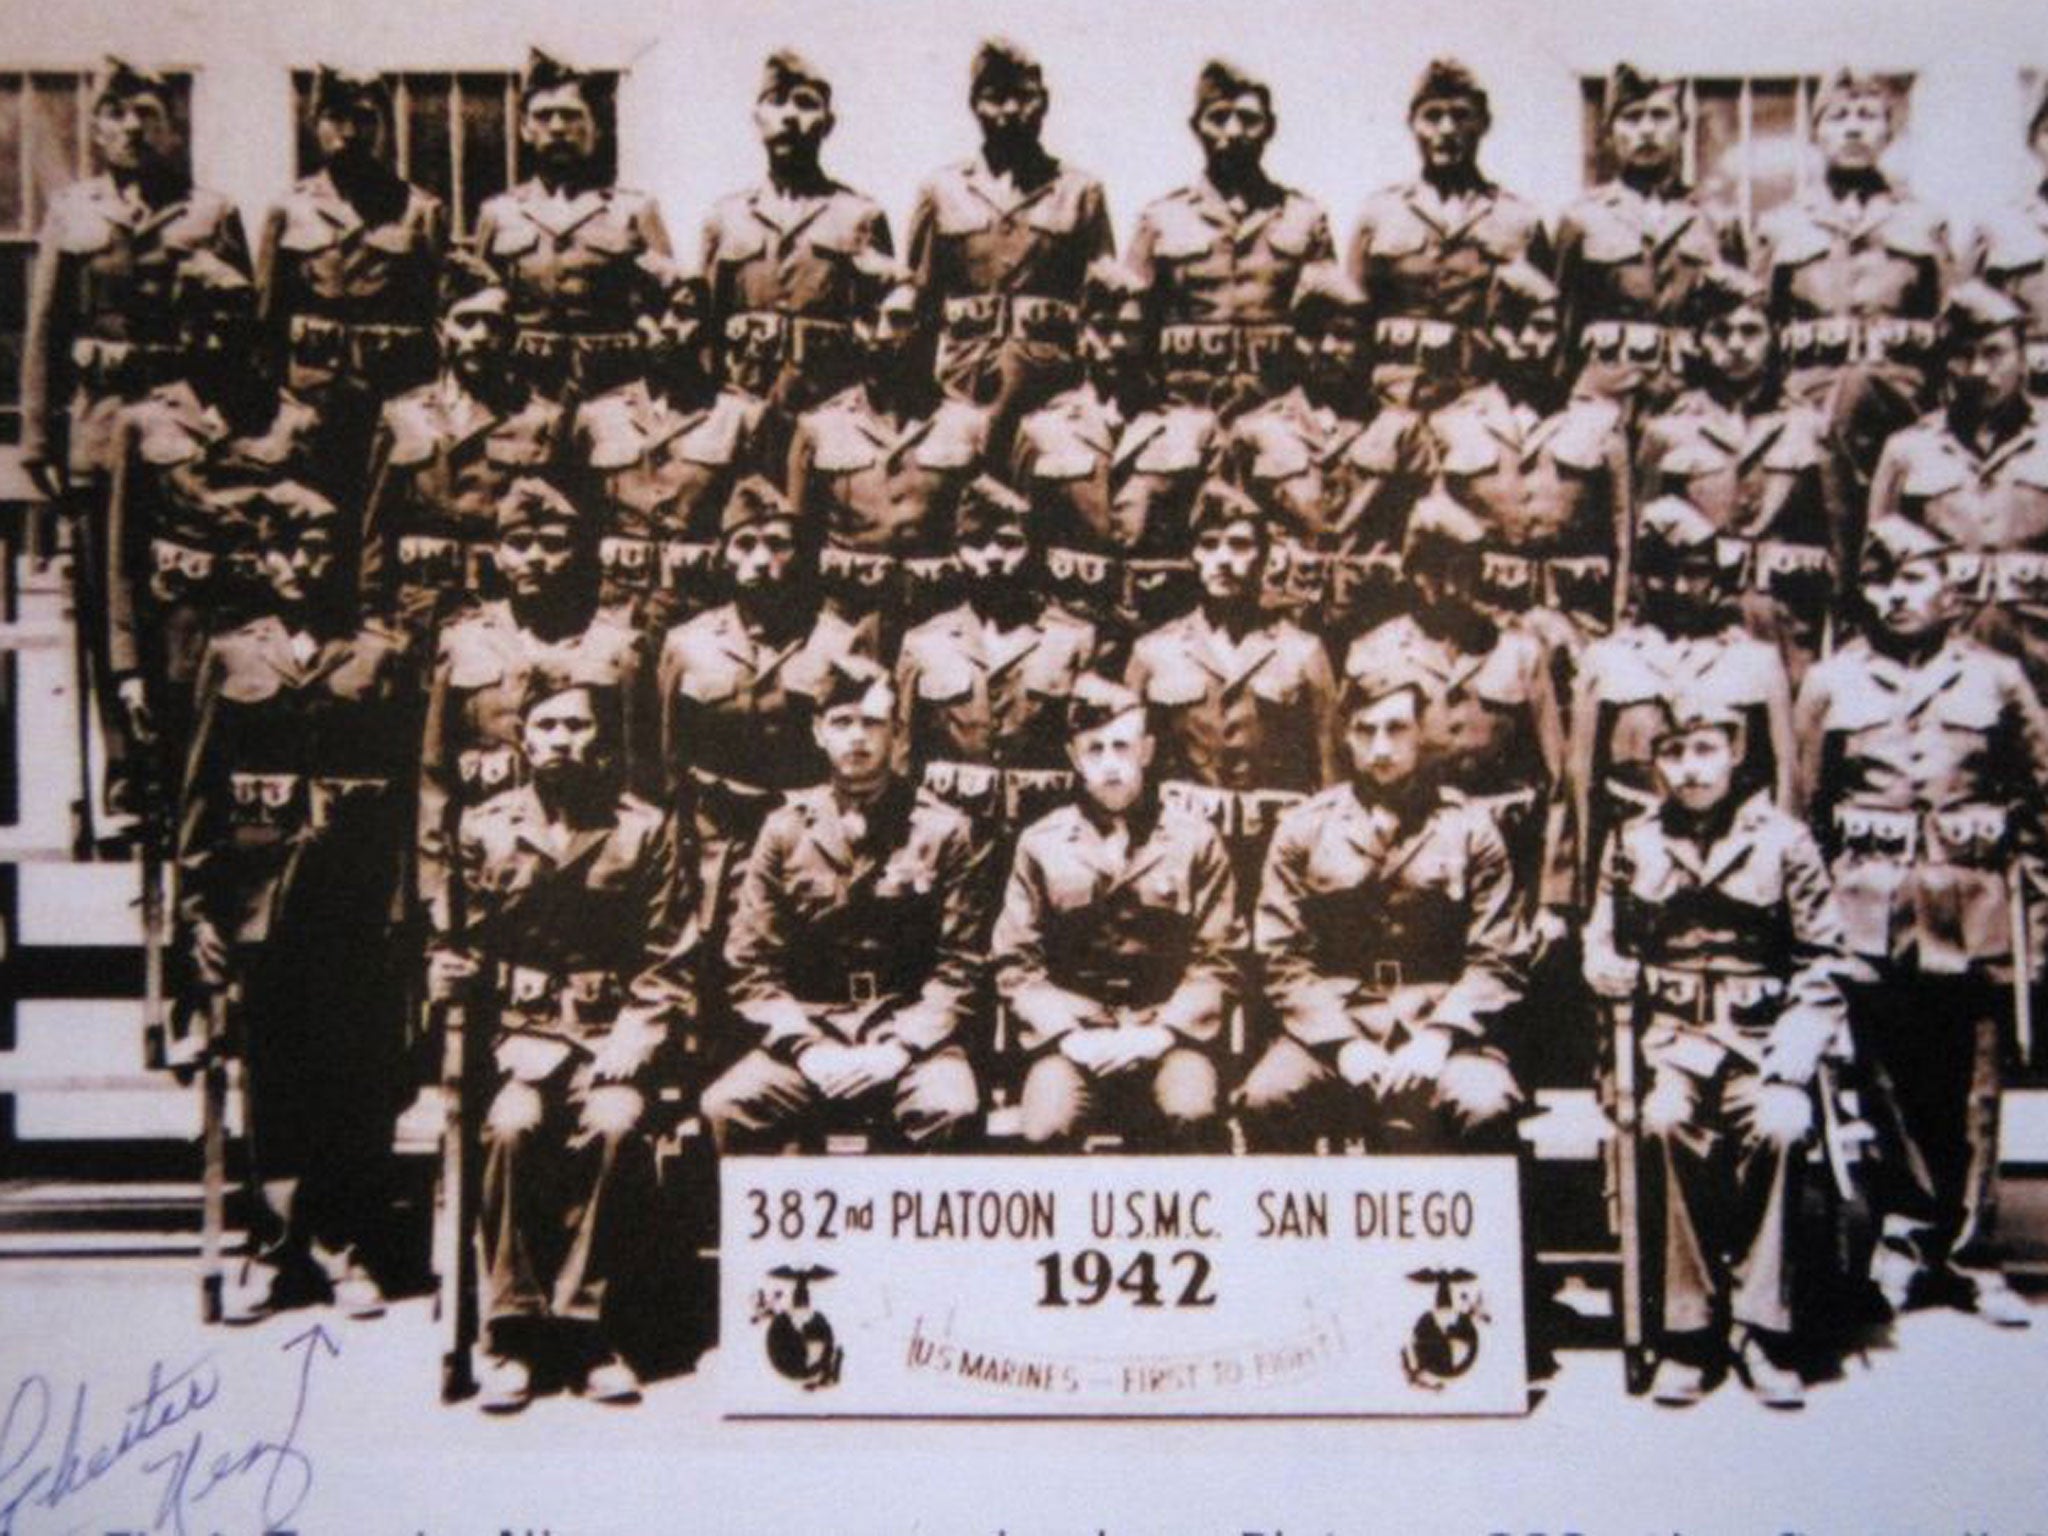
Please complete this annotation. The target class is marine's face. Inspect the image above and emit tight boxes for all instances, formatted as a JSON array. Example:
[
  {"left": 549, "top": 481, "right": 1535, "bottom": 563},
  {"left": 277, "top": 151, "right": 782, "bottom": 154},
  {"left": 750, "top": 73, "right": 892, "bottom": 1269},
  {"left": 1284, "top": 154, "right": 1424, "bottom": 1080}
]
[
  {"left": 1653, "top": 725, "right": 1738, "bottom": 814},
  {"left": 94, "top": 92, "right": 176, "bottom": 173},
  {"left": 972, "top": 81, "right": 1046, "bottom": 148},
  {"left": 725, "top": 519, "right": 798, "bottom": 591},
  {"left": 814, "top": 699, "right": 894, "bottom": 793},
  {"left": 1191, "top": 517, "right": 1263, "bottom": 600},
  {"left": 1948, "top": 327, "right": 2027, "bottom": 416},
  {"left": 521, "top": 84, "right": 598, "bottom": 171},
  {"left": 262, "top": 528, "right": 335, "bottom": 608},
  {"left": 959, "top": 526, "right": 1031, "bottom": 586},
  {"left": 1814, "top": 94, "right": 1892, "bottom": 172},
  {"left": 1298, "top": 317, "right": 1362, "bottom": 396},
  {"left": 856, "top": 285, "right": 921, "bottom": 372},
  {"left": 440, "top": 303, "right": 511, "bottom": 373},
  {"left": 523, "top": 687, "right": 602, "bottom": 777},
  {"left": 1610, "top": 91, "right": 1684, "bottom": 175},
  {"left": 1078, "top": 301, "right": 1147, "bottom": 370},
  {"left": 1410, "top": 96, "right": 1486, "bottom": 174},
  {"left": 1346, "top": 689, "right": 1423, "bottom": 791},
  {"left": 315, "top": 100, "right": 388, "bottom": 170},
  {"left": 1868, "top": 556, "right": 1953, "bottom": 641},
  {"left": 496, "top": 522, "right": 580, "bottom": 598},
  {"left": 642, "top": 291, "right": 706, "bottom": 368},
  {"left": 1194, "top": 92, "right": 1273, "bottom": 173},
  {"left": 1068, "top": 708, "right": 1153, "bottom": 816},
  {"left": 756, "top": 82, "right": 833, "bottom": 162},
  {"left": 1490, "top": 308, "right": 1560, "bottom": 370},
  {"left": 1700, "top": 304, "right": 1773, "bottom": 388}
]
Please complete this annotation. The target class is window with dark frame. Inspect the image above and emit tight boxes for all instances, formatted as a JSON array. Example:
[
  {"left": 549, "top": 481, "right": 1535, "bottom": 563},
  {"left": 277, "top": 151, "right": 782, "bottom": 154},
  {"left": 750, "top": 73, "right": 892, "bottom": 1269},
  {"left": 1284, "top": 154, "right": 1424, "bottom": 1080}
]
[
  {"left": 1577, "top": 73, "right": 1915, "bottom": 248},
  {"left": 0, "top": 71, "right": 193, "bottom": 447}
]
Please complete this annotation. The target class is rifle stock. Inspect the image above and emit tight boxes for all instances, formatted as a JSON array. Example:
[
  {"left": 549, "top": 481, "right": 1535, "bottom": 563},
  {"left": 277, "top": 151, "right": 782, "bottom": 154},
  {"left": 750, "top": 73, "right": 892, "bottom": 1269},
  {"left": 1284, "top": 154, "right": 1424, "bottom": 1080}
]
[
  {"left": 435, "top": 991, "right": 479, "bottom": 1402},
  {"left": 198, "top": 986, "right": 232, "bottom": 1324},
  {"left": 1604, "top": 993, "right": 1647, "bottom": 1392}
]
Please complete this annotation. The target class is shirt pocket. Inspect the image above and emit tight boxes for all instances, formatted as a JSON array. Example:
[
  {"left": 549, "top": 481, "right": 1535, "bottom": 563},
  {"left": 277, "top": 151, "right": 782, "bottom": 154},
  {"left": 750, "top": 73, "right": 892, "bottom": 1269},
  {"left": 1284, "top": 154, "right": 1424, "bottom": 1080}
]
[
  {"left": 1580, "top": 222, "right": 1647, "bottom": 266},
  {"left": 911, "top": 434, "right": 978, "bottom": 471},
  {"left": 1364, "top": 219, "right": 1430, "bottom": 260},
  {"left": 486, "top": 220, "right": 542, "bottom": 260},
  {"left": 1900, "top": 455, "right": 1970, "bottom": 502},
  {"left": 1140, "top": 660, "right": 1210, "bottom": 708},
  {"left": 677, "top": 664, "right": 741, "bottom": 706},
  {"left": 362, "top": 223, "right": 423, "bottom": 257},
  {"left": 1040, "top": 854, "right": 1100, "bottom": 912},
  {"left": 1028, "top": 448, "right": 1099, "bottom": 481},
  {"left": 57, "top": 213, "right": 118, "bottom": 256},
  {"left": 277, "top": 212, "right": 339, "bottom": 254}
]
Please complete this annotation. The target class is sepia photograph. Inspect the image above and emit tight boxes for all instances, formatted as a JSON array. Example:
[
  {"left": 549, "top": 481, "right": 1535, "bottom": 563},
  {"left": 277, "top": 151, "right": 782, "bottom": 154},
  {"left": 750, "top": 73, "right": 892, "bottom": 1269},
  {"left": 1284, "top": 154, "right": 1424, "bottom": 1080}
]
[{"left": 0, "top": 0, "right": 2043, "bottom": 1529}]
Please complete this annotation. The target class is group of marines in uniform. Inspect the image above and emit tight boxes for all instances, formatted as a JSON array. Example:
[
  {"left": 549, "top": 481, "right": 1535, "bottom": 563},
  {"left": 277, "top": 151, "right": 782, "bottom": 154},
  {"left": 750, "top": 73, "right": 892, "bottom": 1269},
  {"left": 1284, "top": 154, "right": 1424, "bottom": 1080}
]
[{"left": 21, "top": 42, "right": 2048, "bottom": 1411}]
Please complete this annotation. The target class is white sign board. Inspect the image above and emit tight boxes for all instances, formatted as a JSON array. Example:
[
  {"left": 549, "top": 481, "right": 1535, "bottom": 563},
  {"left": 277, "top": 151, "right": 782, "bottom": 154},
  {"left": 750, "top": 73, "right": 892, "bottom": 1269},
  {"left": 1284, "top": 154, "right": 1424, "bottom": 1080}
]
[{"left": 720, "top": 1155, "right": 1527, "bottom": 1417}]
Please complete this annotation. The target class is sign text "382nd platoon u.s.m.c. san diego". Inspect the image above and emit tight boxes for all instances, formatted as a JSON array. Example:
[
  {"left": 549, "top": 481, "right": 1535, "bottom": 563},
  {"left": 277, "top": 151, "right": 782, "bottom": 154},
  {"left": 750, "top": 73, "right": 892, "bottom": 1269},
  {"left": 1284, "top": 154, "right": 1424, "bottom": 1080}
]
[{"left": 721, "top": 1156, "right": 1524, "bottom": 1416}]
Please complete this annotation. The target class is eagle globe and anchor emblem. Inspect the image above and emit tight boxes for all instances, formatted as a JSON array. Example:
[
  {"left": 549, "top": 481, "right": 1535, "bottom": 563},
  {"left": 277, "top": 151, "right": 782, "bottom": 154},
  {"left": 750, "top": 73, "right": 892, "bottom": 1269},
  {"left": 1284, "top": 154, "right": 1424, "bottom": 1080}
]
[
  {"left": 752, "top": 1264, "right": 845, "bottom": 1389},
  {"left": 1401, "top": 1267, "right": 1488, "bottom": 1389}
]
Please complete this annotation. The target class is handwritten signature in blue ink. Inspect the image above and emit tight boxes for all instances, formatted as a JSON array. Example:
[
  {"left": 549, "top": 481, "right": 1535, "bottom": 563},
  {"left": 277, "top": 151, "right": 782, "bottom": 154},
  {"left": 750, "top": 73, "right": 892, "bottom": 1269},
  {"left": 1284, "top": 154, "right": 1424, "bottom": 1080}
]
[{"left": 0, "top": 1324, "right": 338, "bottom": 1536}]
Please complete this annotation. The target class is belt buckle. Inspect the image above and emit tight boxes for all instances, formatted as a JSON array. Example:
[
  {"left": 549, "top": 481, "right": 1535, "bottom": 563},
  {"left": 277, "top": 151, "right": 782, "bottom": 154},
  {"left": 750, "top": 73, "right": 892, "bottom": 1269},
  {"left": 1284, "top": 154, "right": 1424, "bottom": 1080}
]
[
  {"left": 848, "top": 971, "right": 879, "bottom": 1006},
  {"left": 1370, "top": 959, "right": 1403, "bottom": 993}
]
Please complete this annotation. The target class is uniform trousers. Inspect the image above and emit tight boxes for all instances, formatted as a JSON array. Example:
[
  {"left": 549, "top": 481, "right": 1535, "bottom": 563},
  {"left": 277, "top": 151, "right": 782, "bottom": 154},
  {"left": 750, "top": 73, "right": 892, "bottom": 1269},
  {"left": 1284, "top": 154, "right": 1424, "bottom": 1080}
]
[
  {"left": 1235, "top": 1033, "right": 1522, "bottom": 1152},
  {"left": 701, "top": 1043, "right": 979, "bottom": 1152},
  {"left": 480, "top": 1052, "right": 655, "bottom": 1327},
  {"left": 1640, "top": 1038, "right": 1811, "bottom": 1338},
  {"left": 1018, "top": 1044, "right": 1222, "bottom": 1150}
]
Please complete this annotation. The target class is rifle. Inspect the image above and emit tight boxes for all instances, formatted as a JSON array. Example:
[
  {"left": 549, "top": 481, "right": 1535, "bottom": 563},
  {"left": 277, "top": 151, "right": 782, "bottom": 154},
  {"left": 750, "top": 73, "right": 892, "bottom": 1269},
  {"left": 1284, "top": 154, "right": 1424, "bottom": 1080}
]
[
  {"left": 1602, "top": 991, "right": 1649, "bottom": 1395},
  {"left": 2010, "top": 864, "right": 2035, "bottom": 1068},
  {"left": 431, "top": 872, "right": 483, "bottom": 1402},
  {"left": 137, "top": 763, "right": 171, "bottom": 1071},
  {"left": 198, "top": 984, "right": 235, "bottom": 1324}
]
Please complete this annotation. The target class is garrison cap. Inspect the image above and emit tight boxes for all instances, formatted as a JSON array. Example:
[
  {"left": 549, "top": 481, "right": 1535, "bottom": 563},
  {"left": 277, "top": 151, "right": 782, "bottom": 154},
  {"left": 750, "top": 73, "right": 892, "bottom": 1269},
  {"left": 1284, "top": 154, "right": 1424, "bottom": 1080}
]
[
  {"left": 956, "top": 475, "right": 1031, "bottom": 543},
  {"left": 761, "top": 49, "right": 831, "bottom": 102},
  {"left": 1487, "top": 260, "right": 1559, "bottom": 327},
  {"left": 170, "top": 251, "right": 256, "bottom": 320},
  {"left": 1604, "top": 63, "right": 1680, "bottom": 122},
  {"left": 495, "top": 475, "right": 582, "bottom": 534},
  {"left": 1079, "top": 257, "right": 1146, "bottom": 321},
  {"left": 971, "top": 38, "right": 1043, "bottom": 95},
  {"left": 521, "top": 49, "right": 609, "bottom": 107},
  {"left": 719, "top": 476, "right": 794, "bottom": 537},
  {"left": 247, "top": 480, "right": 342, "bottom": 540},
  {"left": 309, "top": 67, "right": 391, "bottom": 121},
  {"left": 1290, "top": 262, "right": 1366, "bottom": 332},
  {"left": 515, "top": 663, "right": 590, "bottom": 718},
  {"left": 1683, "top": 263, "right": 1768, "bottom": 329},
  {"left": 1649, "top": 687, "right": 1746, "bottom": 748},
  {"left": 1401, "top": 491, "right": 1489, "bottom": 562},
  {"left": 849, "top": 249, "right": 918, "bottom": 314},
  {"left": 1194, "top": 59, "right": 1271, "bottom": 115},
  {"left": 1812, "top": 68, "right": 1897, "bottom": 121},
  {"left": 1410, "top": 57, "right": 1489, "bottom": 120},
  {"left": 815, "top": 655, "right": 895, "bottom": 720},
  {"left": 1940, "top": 280, "right": 2027, "bottom": 346},
  {"left": 1342, "top": 643, "right": 1438, "bottom": 716},
  {"left": 440, "top": 250, "right": 511, "bottom": 318},
  {"left": 1859, "top": 514, "right": 1953, "bottom": 581},
  {"left": 634, "top": 253, "right": 707, "bottom": 316},
  {"left": 1066, "top": 673, "right": 1145, "bottom": 737},
  {"left": 1187, "top": 478, "right": 1265, "bottom": 536},
  {"left": 94, "top": 58, "right": 172, "bottom": 110},
  {"left": 1635, "top": 495, "right": 1725, "bottom": 571}
]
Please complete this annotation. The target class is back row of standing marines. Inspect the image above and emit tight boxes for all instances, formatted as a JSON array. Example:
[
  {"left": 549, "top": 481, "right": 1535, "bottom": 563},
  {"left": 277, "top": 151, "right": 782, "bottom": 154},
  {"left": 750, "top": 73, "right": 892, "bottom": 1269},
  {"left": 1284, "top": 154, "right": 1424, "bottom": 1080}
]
[{"left": 19, "top": 45, "right": 2048, "bottom": 1407}]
